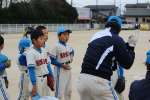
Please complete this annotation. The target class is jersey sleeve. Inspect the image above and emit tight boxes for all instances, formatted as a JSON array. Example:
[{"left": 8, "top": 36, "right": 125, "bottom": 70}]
[
  {"left": 26, "top": 50, "right": 36, "bottom": 67},
  {"left": 69, "top": 46, "right": 74, "bottom": 56},
  {"left": 49, "top": 45, "right": 62, "bottom": 67},
  {"left": 50, "top": 45, "right": 58, "bottom": 59}
]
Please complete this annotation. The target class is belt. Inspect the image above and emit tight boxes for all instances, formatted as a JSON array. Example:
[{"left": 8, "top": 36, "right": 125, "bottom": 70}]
[
  {"left": 62, "top": 61, "right": 71, "bottom": 65},
  {"left": 25, "top": 70, "right": 28, "bottom": 73},
  {"left": 22, "top": 70, "right": 28, "bottom": 73},
  {"left": 81, "top": 70, "right": 111, "bottom": 81},
  {"left": 38, "top": 74, "right": 47, "bottom": 78}
]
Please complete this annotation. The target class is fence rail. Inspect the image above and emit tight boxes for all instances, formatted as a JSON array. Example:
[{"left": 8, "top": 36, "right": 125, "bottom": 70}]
[{"left": 0, "top": 24, "right": 104, "bottom": 34}]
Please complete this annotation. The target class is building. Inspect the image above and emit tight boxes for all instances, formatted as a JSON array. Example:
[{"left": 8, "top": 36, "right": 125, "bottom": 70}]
[
  {"left": 76, "top": 7, "right": 91, "bottom": 23},
  {"left": 85, "top": 5, "right": 119, "bottom": 21},
  {"left": 124, "top": 3, "right": 150, "bottom": 24}
]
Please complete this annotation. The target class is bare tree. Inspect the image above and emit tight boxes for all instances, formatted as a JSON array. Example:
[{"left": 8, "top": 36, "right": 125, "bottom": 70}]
[
  {"left": 0, "top": 0, "right": 3, "bottom": 8},
  {"left": 9, "top": 0, "right": 13, "bottom": 5}
]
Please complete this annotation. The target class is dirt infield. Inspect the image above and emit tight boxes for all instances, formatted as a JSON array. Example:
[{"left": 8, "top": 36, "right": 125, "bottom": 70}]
[{"left": 2, "top": 30, "right": 150, "bottom": 100}]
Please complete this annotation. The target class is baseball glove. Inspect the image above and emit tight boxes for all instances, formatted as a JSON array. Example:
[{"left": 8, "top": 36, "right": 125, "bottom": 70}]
[
  {"left": 114, "top": 76, "right": 125, "bottom": 93},
  {"left": 47, "top": 75, "right": 55, "bottom": 91},
  {"left": 4, "top": 60, "right": 11, "bottom": 68},
  {"left": 3, "top": 77, "right": 9, "bottom": 88}
]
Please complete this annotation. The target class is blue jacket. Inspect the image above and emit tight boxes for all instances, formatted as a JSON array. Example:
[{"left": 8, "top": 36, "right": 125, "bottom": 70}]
[
  {"left": 129, "top": 71, "right": 150, "bottom": 100},
  {"left": 81, "top": 28, "right": 135, "bottom": 80}
]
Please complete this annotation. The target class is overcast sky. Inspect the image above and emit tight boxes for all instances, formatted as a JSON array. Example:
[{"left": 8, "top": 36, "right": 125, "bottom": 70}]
[{"left": 66, "top": 0, "right": 150, "bottom": 7}]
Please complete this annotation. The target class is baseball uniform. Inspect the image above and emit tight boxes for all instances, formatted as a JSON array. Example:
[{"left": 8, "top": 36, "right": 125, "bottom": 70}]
[
  {"left": 27, "top": 47, "right": 52, "bottom": 96},
  {"left": 51, "top": 41, "right": 74, "bottom": 100}
]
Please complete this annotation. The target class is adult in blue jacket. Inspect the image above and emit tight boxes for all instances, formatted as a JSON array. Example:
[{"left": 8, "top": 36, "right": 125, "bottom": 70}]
[{"left": 77, "top": 16, "right": 136, "bottom": 100}]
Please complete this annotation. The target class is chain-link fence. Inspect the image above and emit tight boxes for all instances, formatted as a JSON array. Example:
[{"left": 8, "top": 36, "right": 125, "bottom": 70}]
[{"left": 0, "top": 24, "right": 104, "bottom": 34}]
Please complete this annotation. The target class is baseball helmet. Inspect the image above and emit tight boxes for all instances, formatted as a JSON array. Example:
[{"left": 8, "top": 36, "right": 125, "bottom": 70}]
[
  {"left": 57, "top": 25, "right": 72, "bottom": 35},
  {"left": 0, "top": 54, "right": 8, "bottom": 63},
  {"left": 18, "top": 37, "right": 31, "bottom": 49},
  {"left": 107, "top": 16, "right": 122, "bottom": 28}
]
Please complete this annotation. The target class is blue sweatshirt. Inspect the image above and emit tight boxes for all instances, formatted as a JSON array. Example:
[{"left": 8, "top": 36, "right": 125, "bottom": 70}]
[{"left": 81, "top": 28, "right": 135, "bottom": 80}]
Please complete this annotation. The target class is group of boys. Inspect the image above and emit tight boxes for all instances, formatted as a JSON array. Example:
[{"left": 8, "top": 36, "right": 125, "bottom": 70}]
[
  {"left": 1, "top": 16, "right": 150, "bottom": 100},
  {"left": 0, "top": 25, "right": 74, "bottom": 100}
]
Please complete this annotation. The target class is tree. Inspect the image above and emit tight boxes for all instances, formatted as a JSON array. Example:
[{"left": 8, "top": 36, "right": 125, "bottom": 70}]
[
  {"left": 0, "top": 0, "right": 2, "bottom": 8},
  {"left": 0, "top": 0, "right": 78, "bottom": 23}
]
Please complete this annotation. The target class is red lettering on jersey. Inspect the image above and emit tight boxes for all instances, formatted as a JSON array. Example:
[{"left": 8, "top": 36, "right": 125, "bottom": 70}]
[
  {"left": 60, "top": 52, "right": 69, "bottom": 58},
  {"left": 36, "top": 59, "right": 48, "bottom": 66},
  {"left": 43, "top": 59, "right": 48, "bottom": 64}
]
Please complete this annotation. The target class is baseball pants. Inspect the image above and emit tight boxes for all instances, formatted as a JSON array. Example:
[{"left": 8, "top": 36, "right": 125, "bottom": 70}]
[
  {"left": 18, "top": 72, "right": 29, "bottom": 100},
  {"left": 77, "top": 73, "right": 119, "bottom": 100},
  {"left": 54, "top": 67, "right": 72, "bottom": 100},
  {"left": 0, "top": 76, "right": 9, "bottom": 100},
  {"left": 29, "top": 75, "right": 51, "bottom": 97}
]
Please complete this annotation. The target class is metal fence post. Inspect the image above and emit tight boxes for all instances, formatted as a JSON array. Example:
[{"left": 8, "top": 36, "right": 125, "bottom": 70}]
[
  {"left": 16, "top": 24, "right": 18, "bottom": 34},
  {"left": 0, "top": 24, "right": 2, "bottom": 33}
]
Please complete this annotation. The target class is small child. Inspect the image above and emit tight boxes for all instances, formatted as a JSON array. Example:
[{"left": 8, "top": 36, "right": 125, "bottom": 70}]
[
  {"left": 36, "top": 25, "right": 55, "bottom": 92},
  {"left": 50, "top": 26, "right": 74, "bottom": 100},
  {"left": 0, "top": 35, "right": 11, "bottom": 100},
  {"left": 26, "top": 30, "right": 54, "bottom": 98},
  {"left": 17, "top": 37, "right": 31, "bottom": 100}
]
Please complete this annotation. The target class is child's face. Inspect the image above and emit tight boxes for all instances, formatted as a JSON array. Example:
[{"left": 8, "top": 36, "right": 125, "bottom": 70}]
[
  {"left": 59, "top": 32, "right": 70, "bottom": 43},
  {"left": 33, "top": 36, "right": 45, "bottom": 48},
  {"left": 42, "top": 29, "right": 48, "bottom": 42}
]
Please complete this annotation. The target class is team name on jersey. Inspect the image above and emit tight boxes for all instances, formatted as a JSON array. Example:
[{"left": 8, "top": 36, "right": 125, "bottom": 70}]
[
  {"left": 36, "top": 59, "right": 48, "bottom": 66},
  {"left": 60, "top": 52, "right": 69, "bottom": 58}
]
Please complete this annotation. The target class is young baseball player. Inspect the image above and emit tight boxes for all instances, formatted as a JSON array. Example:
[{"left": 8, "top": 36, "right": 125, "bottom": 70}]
[
  {"left": 0, "top": 35, "right": 11, "bottom": 100},
  {"left": 36, "top": 25, "right": 55, "bottom": 91},
  {"left": 36, "top": 26, "right": 48, "bottom": 43},
  {"left": 36, "top": 25, "right": 49, "bottom": 53},
  {"left": 50, "top": 26, "right": 74, "bottom": 100},
  {"left": 17, "top": 37, "right": 31, "bottom": 100},
  {"left": 26, "top": 30, "right": 54, "bottom": 98},
  {"left": 23, "top": 26, "right": 35, "bottom": 39}
]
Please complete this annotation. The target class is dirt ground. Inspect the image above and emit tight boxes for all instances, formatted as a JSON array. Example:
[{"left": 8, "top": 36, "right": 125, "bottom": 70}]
[{"left": 2, "top": 30, "right": 150, "bottom": 100}]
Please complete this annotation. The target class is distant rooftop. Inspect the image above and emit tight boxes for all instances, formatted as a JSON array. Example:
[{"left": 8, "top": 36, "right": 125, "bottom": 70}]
[
  {"left": 125, "top": 3, "right": 150, "bottom": 8},
  {"left": 124, "top": 3, "right": 150, "bottom": 17},
  {"left": 85, "top": 5, "right": 118, "bottom": 10}
]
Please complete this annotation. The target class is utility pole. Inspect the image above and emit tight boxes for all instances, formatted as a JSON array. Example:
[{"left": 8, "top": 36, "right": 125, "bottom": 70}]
[
  {"left": 96, "top": 0, "right": 98, "bottom": 22},
  {"left": 71, "top": 0, "right": 73, "bottom": 6},
  {"left": 114, "top": 0, "right": 116, "bottom": 6},
  {"left": 120, "top": 0, "right": 122, "bottom": 16}
]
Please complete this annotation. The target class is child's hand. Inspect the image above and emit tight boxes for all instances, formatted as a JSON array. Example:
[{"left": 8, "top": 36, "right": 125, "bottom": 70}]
[
  {"left": 4, "top": 77, "right": 9, "bottom": 88},
  {"left": 32, "top": 85, "right": 37, "bottom": 96},
  {"left": 5, "top": 60, "right": 11, "bottom": 68},
  {"left": 62, "top": 64, "right": 71, "bottom": 70}
]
